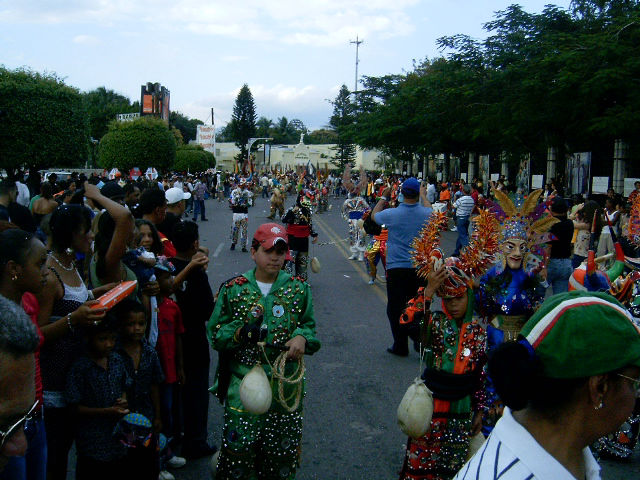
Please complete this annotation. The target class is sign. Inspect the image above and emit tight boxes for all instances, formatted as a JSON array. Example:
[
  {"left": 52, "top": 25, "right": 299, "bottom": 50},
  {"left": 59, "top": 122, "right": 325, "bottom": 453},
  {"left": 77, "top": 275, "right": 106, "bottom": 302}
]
[
  {"left": 460, "top": 173, "right": 467, "bottom": 182},
  {"left": 145, "top": 167, "right": 158, "bottom": 180},
  {"left": 567, "top": 152, "right": 591, "bottom": 195},
  {"left": 532, "top": 175, "right": 544, "bottom": 189},
  {"left": 491, "top": 173, "right": 499, "bottom": 182},
  {"left": 515, "top": 154, "right": 530, "bottom": 192},
  {"left": 117, "top": 113, "right": 140, "bottom": 122},
  {"left": 624, "top": 178, "right": 640, "bottom": 198},
  {"left": 592, "top": 176, "right": 609, "bottom": 194},
  {"left": 196, "top": 125, "right": 215, "bottom": 152}
]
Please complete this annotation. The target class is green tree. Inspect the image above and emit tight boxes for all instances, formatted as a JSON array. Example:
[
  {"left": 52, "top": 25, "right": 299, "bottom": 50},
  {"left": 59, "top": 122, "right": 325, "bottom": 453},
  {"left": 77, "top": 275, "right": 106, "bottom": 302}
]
[
  {"left": 306, "top": 128, "right": 338, "bottom": 144},
  {"left": 174, "top": 144, "right": 215, "bottom": 172},
  {"left": 82, "top": 87, "right": 138, "bottom": 141},
  {"left": 0, "top": 67, "right": 88, "bottom": 174},
  {"left": 169, "top": 111, "right": 204, "bottom": 144},
  {"left": 229, "top": 84, "right": 257, "bottom": 161},
  {"left": 329, "top": 85, "right": 357, "bottom": 170},
  {"left": 98, "top": 116, "right": 176, "bottom": 171},
  {"left": 256, "top": 116, "right": 274, "bottom": 138}
]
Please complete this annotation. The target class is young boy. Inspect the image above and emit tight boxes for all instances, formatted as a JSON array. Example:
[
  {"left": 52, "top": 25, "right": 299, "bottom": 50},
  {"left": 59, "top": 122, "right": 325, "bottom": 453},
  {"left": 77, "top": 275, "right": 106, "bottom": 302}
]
[
  {"left": 170, "top": 221, "right": 216, "bottom": 458},
  {"left": 65, "top": 316, "right": 130, "bottom": 479},
  {"left": 113, "top": 299, "right": 165, "bottom": 479},
  {"left": 207, "top": 223, "right": 321, "bottom": 479}
]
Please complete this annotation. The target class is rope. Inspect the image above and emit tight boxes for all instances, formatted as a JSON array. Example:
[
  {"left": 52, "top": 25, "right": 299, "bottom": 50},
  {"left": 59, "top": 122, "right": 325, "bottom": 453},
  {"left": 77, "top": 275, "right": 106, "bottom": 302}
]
[
  {"left": 316, "top": 237, "right": 349, "bottom": 246},
  {"left": 259, "top": 344, "right": 306, "bottom": 412}
]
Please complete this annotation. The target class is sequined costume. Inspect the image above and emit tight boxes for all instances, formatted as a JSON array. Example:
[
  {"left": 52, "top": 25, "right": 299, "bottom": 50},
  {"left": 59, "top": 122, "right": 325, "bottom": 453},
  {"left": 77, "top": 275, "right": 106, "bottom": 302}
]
[
  {"left": 281, "top": 197, "right": 318, "bottom": 282},
  {"left": 400, "top": 291, "right": 487, "bottom": 480},
  {"left": 341, "top": 196, "right": 369, "bottom": 260},
  {"left": 207, "top": 271, "right": 320, "bottom": 480},
  {"left": 365, "top": 228, "right": 387, "bottom": 281},
  {"left": 268, "top": 188, "right": 285, "bottom": 220},
  {"left": 230, "top": 186, "right": 253, "bottom": 249}
]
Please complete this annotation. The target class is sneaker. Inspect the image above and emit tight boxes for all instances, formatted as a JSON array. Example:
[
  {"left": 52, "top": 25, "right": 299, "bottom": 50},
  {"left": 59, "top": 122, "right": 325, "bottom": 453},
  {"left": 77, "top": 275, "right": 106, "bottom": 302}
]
[
  {"left": 451, "top": 226, "right": 457, "bottom": 231},
  {"left": 201, "top": 218, "right": 208, "bottom": 221},
  {"left": 159, "top": 471, "right": 175, "bottom": 480},
  {"left": 167, "top": 456, "right": 187, "bottom": 469},
  {"left": 192, "top": 218, "right": 197, "bottom": 222},
  {"left": 230, "top": 243, "right": 236, "bottom": 251},
  {"left": 241, "top": 247, "right": 248, "bottom": 252},
  {"left": 348, "top": 253, "right": 358, "bottom": 260},
  {"left": 368, "top": 279, "right": 375, "bottom": 285}
]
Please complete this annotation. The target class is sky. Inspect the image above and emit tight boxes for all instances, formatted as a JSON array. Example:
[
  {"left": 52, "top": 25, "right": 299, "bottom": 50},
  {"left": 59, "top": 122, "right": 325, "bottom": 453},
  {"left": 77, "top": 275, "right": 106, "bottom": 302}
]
[{"left": 1, "top": 0, "right": 572, "bottom": 131}]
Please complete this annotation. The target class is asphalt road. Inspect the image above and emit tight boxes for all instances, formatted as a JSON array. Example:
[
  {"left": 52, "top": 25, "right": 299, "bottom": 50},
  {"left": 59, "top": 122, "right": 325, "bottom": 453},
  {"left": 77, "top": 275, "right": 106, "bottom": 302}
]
[{"left": 67, "top": 193, "right": 639, "bottom": 479}]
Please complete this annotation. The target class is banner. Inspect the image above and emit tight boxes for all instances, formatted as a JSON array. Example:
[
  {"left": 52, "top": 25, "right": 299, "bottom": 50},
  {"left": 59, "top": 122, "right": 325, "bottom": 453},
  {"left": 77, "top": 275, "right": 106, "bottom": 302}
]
[
  {"left": 196, "top": 125, "right": 216, "bottom": 153},
  {"left": 515, "top": 154, "right": 530, "bottom": 192},
  {"left": 566, "top": 152, "right": 591, "bottom": 195}
]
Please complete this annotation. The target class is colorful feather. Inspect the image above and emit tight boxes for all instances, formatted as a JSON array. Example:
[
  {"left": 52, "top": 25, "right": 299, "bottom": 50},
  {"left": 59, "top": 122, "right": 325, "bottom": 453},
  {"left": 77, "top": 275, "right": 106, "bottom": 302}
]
[
  {"left": 491, "top": 188, "right": 518, "bottom": 218},
  {"left": 458, "top": 209, "right": 501, "bottom": 279},
  {"left": 411, "top": 212, "right": 448, "bottom": 279},
  {"left": 521, "top": 189, "right": 544, "bottom": 216}
]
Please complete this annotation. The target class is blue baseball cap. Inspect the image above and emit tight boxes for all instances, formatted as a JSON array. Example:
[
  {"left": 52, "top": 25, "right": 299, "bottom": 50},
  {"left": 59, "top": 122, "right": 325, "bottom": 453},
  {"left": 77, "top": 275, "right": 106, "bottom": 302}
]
[{"left": 401, "top": 177, "right": 420, "bottom": 195}]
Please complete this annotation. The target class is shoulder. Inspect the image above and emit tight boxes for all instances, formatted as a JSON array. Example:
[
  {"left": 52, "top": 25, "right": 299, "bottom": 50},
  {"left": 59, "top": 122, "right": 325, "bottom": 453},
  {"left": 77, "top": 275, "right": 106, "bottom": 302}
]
[{"left": 221, "top": 275, "right": 250, "bottom": 290}]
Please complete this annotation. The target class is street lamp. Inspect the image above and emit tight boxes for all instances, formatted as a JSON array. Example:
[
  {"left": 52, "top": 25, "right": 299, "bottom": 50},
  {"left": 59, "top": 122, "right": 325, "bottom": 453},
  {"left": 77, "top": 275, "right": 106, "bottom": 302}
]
[{"left": 247, "top": 137, "right": 273, "bottom": 172}]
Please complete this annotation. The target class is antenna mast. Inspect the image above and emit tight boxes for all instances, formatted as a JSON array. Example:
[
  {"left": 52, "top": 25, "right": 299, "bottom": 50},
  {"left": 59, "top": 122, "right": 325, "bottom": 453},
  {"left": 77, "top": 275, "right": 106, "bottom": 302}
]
[{"left": 350, "top": 36, "right": 363, "bottom": 93}]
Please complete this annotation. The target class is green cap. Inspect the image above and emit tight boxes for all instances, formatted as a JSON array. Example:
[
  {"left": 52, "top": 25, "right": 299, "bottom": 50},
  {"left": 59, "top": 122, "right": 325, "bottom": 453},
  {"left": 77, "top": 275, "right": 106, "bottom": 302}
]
[{"left": 521, "top": 291, "right": 640, "bottom": 378}]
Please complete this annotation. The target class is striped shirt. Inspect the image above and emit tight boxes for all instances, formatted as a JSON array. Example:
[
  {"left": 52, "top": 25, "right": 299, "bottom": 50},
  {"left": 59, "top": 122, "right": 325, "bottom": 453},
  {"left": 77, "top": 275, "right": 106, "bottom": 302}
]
[
  {"left": 454, "top": 195, "right": 475, "bottom": 217},
  {"left": 454, "top": 408, "right": 601, "bottom": 480}
]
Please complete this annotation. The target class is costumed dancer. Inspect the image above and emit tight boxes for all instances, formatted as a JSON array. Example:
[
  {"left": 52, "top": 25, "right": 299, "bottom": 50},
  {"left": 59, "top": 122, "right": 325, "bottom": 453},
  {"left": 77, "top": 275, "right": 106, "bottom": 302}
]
[
  {"left": 268, "top": 187, "right": 285, "bottom": 220},
  {"left": 341, "top": 165, "right": 369, "bottom": 261},
  {"left": 229, "top": 178, "right": 253, "bottom": 252},
  {"left": 282, "top": 192, "right": 318, "bottom": 281},
  {"left": 476, "top": 188, "right": 558, "bottom": 435},
  {"left": 398, "top": 209, "right": 500, "bottom": 480},
  {"left": 317, "top": 180, "right": 329, "bottom": 213},
  {"left": 207, "top": 224, "right": 320, "bottom": 479},
  {"left": 361, "top": 209, "right": 388, "bottom": 285}
]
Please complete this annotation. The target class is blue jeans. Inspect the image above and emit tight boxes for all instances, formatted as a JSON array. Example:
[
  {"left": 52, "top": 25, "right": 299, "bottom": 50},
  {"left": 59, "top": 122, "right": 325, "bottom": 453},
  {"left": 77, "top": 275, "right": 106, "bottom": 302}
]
[
  {"left": 453, "top": 216, "right": 470, "bottom": 256},
  {"left": 547, "top": 258, "right": 572, "bottom": 295},
  {"left": 0, "top": 416, "right": 47, "bottom": 480},
  {"left": 192, "top": 199, "right": 206, "bottom": 220}
]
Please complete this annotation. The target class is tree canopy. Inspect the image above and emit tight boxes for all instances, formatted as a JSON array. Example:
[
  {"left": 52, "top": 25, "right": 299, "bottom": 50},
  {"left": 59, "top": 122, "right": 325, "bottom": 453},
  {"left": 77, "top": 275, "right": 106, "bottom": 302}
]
[
  {"left": 170, "top": 111, "right": 204, "bottom": 144},
  {"left": 98, "top": 116, "right": 176, "bottom": 171},
  {"left": 174, "top": 144, "right": 215, "bottom": 172},
  {"left": 329, "top": 85, "right": 357, "bottom": 170},
  {"left": 0, "top": 67, "right": 88, "bottom": 173},
  {"left": 82, "top": 87, "right": 139, "bottom": 141},
  {"left": 229, "top": 84, "right": 257, "bottom": 161}
]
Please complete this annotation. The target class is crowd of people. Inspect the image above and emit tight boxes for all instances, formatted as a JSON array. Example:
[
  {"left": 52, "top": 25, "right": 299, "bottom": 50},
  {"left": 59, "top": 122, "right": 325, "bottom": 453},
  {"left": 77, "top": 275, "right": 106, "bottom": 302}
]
[{"left": 1, "top": 166, "right": 640, "bottom": 480}]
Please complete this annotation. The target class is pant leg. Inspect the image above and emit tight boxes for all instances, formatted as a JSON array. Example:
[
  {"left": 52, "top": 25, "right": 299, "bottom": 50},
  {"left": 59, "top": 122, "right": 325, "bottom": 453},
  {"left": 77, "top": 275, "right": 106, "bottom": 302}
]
[
  {"left": 231, "top": 217, "right": 240, "bottom": 244},
  {"left": 454, "top": 216, "right": 470, "bottom": 255},
  {"left": 366, "top": 240, "right": 381, "bottom": 279},
  {"left": 386, "top": 269, "right": 420, "bottom": 353},
  {"left": 199, "top": 200, "right": 206, "bottom": 220},
  {"left": 258, "top": 410, "right": 303, "bottom": 480},
  {"left": 348, "top": 220, "right": 358, "bottom": 254},
  {"left": 240, "top": 216, "right": 248, "bottom": 249},
  {"left": 295, "top": 252, "right": 308, "bottom": 281},
  {"left": 44, "top": 406, "right": 75, "bottom": 480},
  {"left": 216, "top": 409, "right": 260, "bottom": 480},
  {"left": 181, "top": 338, "right": 211, "bottom": 453},
  {"left": 159, "top": 383, "right": 174, "bottom": 438},
  {"left": 193, "top": 199, "right": 200, "bottom": 220}
]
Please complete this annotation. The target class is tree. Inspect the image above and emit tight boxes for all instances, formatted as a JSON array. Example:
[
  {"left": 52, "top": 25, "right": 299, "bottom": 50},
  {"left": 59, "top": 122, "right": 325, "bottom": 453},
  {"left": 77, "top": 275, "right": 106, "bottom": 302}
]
[
  {"left": 256, "top": 116, "right": 274, "bottom": 138},
  {"left": 174, "top": 144, "right": 215, "bottom": 172},
  {"left": 82, "top": 87, "right": 138, "bottom": 141},
  {"left": 229, "top": 84, "right": 257, "bottom": 162},
  {"left": 328, "top": 85, "right": 357, "bottom": 170},
  {"left": 98, "top": 116, "right": 176, "bottom": 171},
  {"left": 306, "top": 129, "right": 338, "bottom": 144},
  {"left": 0, "top": 67, "right": 88, "bottom": 174},
  {"left": 169, "top": 111, "right": 204, "bottom": 144}
]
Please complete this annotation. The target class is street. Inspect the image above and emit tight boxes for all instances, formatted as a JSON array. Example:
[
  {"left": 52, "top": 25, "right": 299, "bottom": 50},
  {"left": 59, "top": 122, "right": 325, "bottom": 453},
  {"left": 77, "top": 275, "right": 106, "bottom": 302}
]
[{"left": 161, "top": 194, "right": 639, "bottom": 479}]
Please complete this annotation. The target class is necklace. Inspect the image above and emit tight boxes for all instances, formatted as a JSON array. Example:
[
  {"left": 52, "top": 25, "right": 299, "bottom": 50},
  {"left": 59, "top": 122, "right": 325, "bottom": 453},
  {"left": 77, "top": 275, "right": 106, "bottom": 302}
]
[{"left": 50, "top": 252, "right": 76, "bottom": 272}]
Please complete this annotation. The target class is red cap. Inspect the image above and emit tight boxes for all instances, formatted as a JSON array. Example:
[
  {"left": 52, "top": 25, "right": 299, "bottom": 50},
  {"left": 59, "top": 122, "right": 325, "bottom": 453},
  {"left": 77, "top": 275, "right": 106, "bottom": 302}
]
[{"left": 253, "top": 223, "right": 289, "bottom": 250}]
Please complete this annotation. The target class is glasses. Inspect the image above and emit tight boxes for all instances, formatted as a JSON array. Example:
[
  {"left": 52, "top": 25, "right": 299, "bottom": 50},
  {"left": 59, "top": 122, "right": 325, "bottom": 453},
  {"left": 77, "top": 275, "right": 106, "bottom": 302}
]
[
  {"left": 617, "top": 374, "right": 640, "bottom": 396},
  {"left": 0, "top": 400, "right": 39, "bottom": 450}
]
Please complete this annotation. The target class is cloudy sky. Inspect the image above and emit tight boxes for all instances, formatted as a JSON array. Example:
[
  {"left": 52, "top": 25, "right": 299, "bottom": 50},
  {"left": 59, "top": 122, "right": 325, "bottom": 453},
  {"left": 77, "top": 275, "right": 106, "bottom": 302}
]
[{"left": 1, "top": 0, "right": 570, "bottom": 130}]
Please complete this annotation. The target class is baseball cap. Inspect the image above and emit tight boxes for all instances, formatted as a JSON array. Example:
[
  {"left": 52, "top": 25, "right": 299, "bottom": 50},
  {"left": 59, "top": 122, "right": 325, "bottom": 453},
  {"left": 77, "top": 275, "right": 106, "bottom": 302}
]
[
  {"left": 165, "top": 187, "right": 191, "bottom": 204},
  {"left": 101, "top": 181, "right": 125, "bottom": 201},
  {"left": 401, "top": 177, "right": 420, "bottom": 195},
  {"left": 521, "top": 291, "right": 640, "bottom": 378},
  {"left": 253, "top": 223, "right": 288, "bottom": 250}
]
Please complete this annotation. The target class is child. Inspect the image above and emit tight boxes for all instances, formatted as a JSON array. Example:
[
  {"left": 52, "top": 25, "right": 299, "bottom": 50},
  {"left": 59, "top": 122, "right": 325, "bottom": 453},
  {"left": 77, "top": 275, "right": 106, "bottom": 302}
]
[
  {"left": 170, "top": 221, "right": 216, "bottom": 458},
  {"left": 65, "top": 316, "right": 130, "bottom": 480},
  {"left": 207, "top": 223, "right": 321, "bottom": 479},
  {"left": 112, "top": 299, "right": 164, "bottom": 479}
]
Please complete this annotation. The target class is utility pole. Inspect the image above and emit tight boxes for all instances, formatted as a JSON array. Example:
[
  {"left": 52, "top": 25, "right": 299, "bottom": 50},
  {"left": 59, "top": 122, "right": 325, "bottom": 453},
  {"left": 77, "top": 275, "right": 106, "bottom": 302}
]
[{"left": 350, "top": 36, "right": 363, "bottom": 93}]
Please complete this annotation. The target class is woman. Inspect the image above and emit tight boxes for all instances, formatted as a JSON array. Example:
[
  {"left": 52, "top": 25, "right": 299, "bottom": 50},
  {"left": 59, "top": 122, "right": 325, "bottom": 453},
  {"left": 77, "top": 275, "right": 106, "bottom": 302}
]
[
  {"left": 31, "top": 183, "right": 59, "bottom": 227},
  {"left": 571, "top": 201, "right": 602, "bottom": 268},
  {"left": 281, "top": 191, "right": 318, "bottom": 281},
  {"left": 399, "top": 210, "right": 500, "bottom": 480},
  {"left": 0, "top": 228, "right": 48, "bottom": 480},
  {"left": 455, "top": 291, "right": 640, "bottom": 480},
  {"left": 35, "top": 202, "right": 110, "bottom": 480}
]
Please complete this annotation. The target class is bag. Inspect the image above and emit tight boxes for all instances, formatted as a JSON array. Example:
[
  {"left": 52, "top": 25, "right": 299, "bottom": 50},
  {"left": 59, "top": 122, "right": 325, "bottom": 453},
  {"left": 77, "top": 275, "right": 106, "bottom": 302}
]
[{"left": 310, "top": 257, "right": 321, "bottom": 273}]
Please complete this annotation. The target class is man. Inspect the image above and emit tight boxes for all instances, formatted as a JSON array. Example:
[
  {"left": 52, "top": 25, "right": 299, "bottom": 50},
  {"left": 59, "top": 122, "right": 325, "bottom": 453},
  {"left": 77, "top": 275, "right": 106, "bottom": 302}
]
[
  {"left": 138, "top": 188, "right": 176, "bottom": 257},
  {"left": 157, "top": 187, "right": 189, "bottom": 243},
  {"left": 0, "top": 295, "right": 41, "bottom": 473},
  {"left": 123, "top": 183, "right": 141, "bottom": 211},
  {"left": 426, "top": 177, "right": 437, "bottom": 204},
  {"left": 191, "top": 177, "right": 208, "bottom": 222},
  {"left": 229, "top": 178, "right": 253, "bottom": 252},
  {"left": 629, "top": 181, "right": 640, "bottom": 204},
  {"left": 546, "top": 197, "right": 574, "bottom": 294},
  {"left": 0, "top": 180, "right": 17, "bottom": 222},
  {"left": 452, "top": 184, "right": 475, "bottom": 256},
  {"left": 14, "top": 172, "right": 30, "bottom": 208},
  {"left": 372, "top": 178, "right": 432, "bottom": 356},
  {"left": 260, "top": 174, "right": 270, "bottom": 199}
]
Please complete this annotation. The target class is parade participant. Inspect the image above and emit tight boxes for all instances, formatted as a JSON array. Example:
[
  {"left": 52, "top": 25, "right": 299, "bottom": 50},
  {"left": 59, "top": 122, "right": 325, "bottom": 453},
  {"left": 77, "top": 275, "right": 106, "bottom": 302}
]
[
  {"left": 477, "top": 188, "right": 557, "bottom": 434},
  {"left": 281, "top": 192, "right": 318, "bottom": 281},
  {"left": 317, "top": 180, "right": 329, "bottom": 213},
  {"left": 372, "top": 178, "right": 431, "bottom": 356},
  {"left": 399, "top": 209, "right": 501, "bottom": 480},
  {"left": 229, "top": 178, "right": 253, "bottom": 252},
  {"left": 207, "top": 223, "right": 320, "bottom": 479},
  {"left": 267, "top": 187, "right": 285, "bottom": 220},
  {"left": 340, "top": 165, "right": 369, "bottom": 261},
  {"left": 365, "top": 223, "right": 387, "bottom": 285},
  {"left": 455, "top": 291, "right": 640, "bottom": 480}
]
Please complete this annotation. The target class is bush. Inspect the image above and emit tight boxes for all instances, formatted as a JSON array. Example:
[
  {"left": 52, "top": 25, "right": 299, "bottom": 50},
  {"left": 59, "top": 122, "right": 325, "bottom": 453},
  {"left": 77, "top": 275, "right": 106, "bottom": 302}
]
[{"left": 174, "top": 145, "right": 215, "bottom": 173}]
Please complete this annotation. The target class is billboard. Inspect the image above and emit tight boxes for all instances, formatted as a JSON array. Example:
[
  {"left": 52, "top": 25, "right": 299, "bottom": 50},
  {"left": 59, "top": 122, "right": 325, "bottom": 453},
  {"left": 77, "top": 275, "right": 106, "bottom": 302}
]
[
  {"left": 566, "top": 152, "right": 591, "bottom": 195},
  {"left": 140, "top": 83, "right": 170, "bottom": 121},
  {"left": 196, "top": 125, "right": 216, "bottom": 152}
]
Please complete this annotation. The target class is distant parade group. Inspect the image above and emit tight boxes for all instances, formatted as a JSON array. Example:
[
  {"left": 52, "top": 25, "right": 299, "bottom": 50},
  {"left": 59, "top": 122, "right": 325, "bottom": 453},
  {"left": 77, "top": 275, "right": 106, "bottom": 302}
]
[{"left": 1, "top": 165, "right": 640, "bottom": 480}]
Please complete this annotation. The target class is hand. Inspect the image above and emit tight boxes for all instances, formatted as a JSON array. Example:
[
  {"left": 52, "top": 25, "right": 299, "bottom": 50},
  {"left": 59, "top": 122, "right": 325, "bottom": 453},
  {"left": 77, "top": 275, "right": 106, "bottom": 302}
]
[
  {"left": 285, "top": 335, "right": 306, "bottom": 360},
  {"left": 425, "top": 266, "right": 447, "bottom": 298},
  {"left": 312, "top": 236, "right": 318, "bottom": 244},
  {"left": 188, "top": 252, "right": 209, "bottom": 271},
  {"left": 106, "top": 405, "right": 130, "bottom": 417},
  {"left": 470, "top": 411, "right": 483, "bottom": 436},
  {"left": 381, "top": 187, "right": 391, "bottom": 198},
  {"left": 141, "top": 280, "right": 160, "bottom": 296},
  {"left": 114, "top": 397, "right": 128, "bottom": 410},
  {"left": 237, "top": 323, "right": 260, "bottom": 344},
  {"left": 72, "top": 301, "right": 107, "bottom": 327},
  {"left": 83, "top": 181, "right": 101, "bottom": 200}
]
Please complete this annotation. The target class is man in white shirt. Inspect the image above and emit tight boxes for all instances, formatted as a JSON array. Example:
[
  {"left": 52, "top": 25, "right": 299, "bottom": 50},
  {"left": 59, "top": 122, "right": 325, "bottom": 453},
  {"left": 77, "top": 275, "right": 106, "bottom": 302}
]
[
  {"left": 452, "top": 184, "right": 475, "bottom": 256},
  {"left": 15, "top": 172, "right": 30, "bottom": 207},
  {"left": 426, "top": 176, "right": 437, "bottom": 204}
]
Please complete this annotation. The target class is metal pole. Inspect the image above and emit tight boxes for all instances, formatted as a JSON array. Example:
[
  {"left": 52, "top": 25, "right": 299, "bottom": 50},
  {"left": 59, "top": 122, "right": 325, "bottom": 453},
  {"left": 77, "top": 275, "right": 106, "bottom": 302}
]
[{"left": 350, "top": 36, "right": 363, "bottom": 93}]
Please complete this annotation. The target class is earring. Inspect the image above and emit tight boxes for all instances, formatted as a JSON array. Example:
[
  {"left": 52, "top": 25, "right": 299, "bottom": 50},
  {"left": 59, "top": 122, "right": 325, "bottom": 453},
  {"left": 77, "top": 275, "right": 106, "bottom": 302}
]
[
  {"left": 595, "top": 400, "right": 604, "bottom": 410},
  {"left": 65, "top": 247, "right": 74, "bottom": 256}
]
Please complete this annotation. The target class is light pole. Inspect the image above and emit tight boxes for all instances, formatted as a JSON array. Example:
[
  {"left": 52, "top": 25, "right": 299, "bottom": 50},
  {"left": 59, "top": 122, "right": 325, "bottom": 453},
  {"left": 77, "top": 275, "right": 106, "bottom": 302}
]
[{"left": 247, "top": 137, "right": 273, "bottom": 173}]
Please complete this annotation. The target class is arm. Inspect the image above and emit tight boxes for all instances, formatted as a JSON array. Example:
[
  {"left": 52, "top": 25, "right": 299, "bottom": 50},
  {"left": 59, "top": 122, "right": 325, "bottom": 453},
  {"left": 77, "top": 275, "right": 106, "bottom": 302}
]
[
  {"left": 371, "top": 187, "right": 391, "bottom": 224},
  {"left": 289, "top": 282, "right": 321, "bottom": 355},
  {"left": 171, "top": 253, "right": 209, "bottom": 293},
  {"left": 419, "top": 182, "right": 431, "bottom": 208},
  {"left": 84, "top": 182, "right": 134, "bottom": 283},
  {"left": 207, "top": 284, "right": 245, "bottom": 351},
  {"left": 77, "top": 405, "right": 129, "bottom": 418}
]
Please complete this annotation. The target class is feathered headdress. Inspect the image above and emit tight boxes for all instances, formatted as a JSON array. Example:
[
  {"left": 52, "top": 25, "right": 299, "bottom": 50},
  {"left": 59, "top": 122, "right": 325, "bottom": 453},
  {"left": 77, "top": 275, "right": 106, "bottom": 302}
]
[{"left": 411, "top": 209, "right": 501, "bottom": 297}]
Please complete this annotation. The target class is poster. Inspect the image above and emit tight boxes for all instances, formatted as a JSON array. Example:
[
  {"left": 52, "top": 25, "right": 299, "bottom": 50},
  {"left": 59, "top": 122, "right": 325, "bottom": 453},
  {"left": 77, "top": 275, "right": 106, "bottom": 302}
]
[
  {"left": 480, "top": 155, "right": 490, "bottom": 195},
  {"left": 491, "top": 173, "right": 500, "bottom": 182},
  {"left": 460, "top": 173, "right": 467, "bottom": 182},
  {"left": 531, "top": 175, "right": 544, "bottom": 189},
  {"left": 566, "top": 152, "right": 591, "bottom": 195},
  {"left": 452, "top": 157, "right": 461, "bottom": 181},
  {"left": 515, "top": 155, "right": 530, "bottom": 192},
  {"left": 624, "top": 178, "right": 640, "bottom": 198},
  {"left": 592, "top": 177, "right": 609, "bottom": 194}
]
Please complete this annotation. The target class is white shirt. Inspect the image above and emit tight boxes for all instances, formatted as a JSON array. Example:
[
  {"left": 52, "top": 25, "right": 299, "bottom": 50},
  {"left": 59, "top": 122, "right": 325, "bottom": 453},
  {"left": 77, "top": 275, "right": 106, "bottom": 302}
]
[
  {"left": 15, "top": 181, "right": 30, "bottom": 207},
  {"left": 256, "top": 280, "right": 272, "bottom": 296},
  {"left": 427, "top": 183, "right": 437, "bottom": 203},
  {"left": 454, "top": 195, "right": 475, "bottom": 217},
  {"left": 454, "top": 408, "right": 601, "bottom": 480}
]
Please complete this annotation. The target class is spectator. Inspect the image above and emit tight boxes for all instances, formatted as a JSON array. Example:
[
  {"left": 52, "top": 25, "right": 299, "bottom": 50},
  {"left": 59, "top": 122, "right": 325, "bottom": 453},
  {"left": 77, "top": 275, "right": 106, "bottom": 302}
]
[
  {"left": 123, "top": 183, "right": 141, "bottom": 212},
  {"left": 15, "top": 172, "right": 30, "bottom": 208},
  {"left": 452, "top": 184, "right": 475, "bottom": 256},
  {"left": 571, "top": 201, "right": 601, "bottom": 268},
  {"left": 191, "top": 177, "right": 208, "bottom": 222},
  {"left": 597, "top": 196, "right": 620, "bottom": 265},
  {"left": 0, "top": 295, "right": 41, "bottom": 474},
  {"left": 0, "top": 180, "right": 17, "bottom": 222},
  {"left": 31, "top": 183, "right": 59, "bottom": 228},
  {"left": 138, "top": 188, "right": 176, "bottom": 257},
  {"left": 157, "top": 188, "right": 189, "bottom": 242},
  {"left": 426, "top": 176, "right": 437, "bottom": 204},
  {"left": 546, "top": 197, "right": 574, "bottom": 294},
  {"left": 372, "top": 178, "right": 432, "bottom": 356}
]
